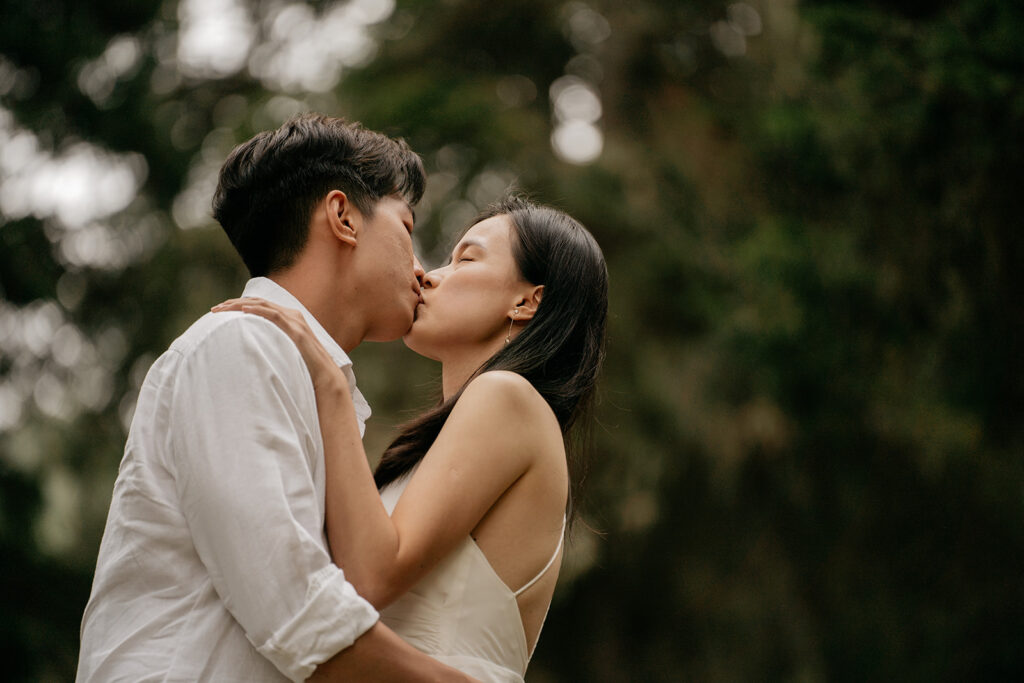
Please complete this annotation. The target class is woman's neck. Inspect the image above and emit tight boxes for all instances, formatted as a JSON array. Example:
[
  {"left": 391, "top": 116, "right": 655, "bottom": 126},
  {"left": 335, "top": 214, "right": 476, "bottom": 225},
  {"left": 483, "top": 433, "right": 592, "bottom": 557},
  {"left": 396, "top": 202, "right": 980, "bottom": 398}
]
[{"left": 440, "top": 342, "right": 504, "bottom": 400}]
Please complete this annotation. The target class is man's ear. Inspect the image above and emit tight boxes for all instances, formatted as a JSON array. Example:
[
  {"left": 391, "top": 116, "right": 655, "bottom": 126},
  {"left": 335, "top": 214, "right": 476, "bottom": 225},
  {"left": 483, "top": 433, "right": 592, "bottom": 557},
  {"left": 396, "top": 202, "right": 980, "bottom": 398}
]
[
  {"left": 325, "top": 190, "right": 359, "bottom": 248},
  {"left": 513, "top": 285, "right": 544, "bottom": 321}
]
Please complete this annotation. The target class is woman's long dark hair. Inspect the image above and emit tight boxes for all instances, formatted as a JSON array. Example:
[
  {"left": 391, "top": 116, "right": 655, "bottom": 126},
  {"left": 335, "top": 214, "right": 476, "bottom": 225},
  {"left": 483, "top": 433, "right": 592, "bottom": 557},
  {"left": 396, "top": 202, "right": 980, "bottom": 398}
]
[{"left": 373, "top": 195, "right": 608, "bottom": 528}]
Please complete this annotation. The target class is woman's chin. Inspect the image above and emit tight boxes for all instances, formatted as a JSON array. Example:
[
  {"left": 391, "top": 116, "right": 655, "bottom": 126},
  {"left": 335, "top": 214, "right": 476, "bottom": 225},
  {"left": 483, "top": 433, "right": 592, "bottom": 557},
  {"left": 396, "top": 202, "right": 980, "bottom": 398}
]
[{"left": 401, "top": 330, "right": 441, "bottom": 361}]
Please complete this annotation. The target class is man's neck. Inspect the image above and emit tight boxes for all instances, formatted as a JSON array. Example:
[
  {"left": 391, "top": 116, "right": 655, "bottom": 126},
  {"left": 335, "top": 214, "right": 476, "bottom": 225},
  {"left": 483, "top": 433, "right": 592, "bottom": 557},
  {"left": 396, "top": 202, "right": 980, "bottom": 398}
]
[{"left": 268, "top": 271, "right": 365, "bottom": 353}]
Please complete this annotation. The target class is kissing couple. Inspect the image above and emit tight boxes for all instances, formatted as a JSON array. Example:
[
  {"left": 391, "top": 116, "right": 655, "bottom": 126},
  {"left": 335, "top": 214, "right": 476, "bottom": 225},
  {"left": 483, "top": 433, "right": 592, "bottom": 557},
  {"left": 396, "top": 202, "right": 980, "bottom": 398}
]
[{"left": 78, "top": 113, "right": 608, "bottom": 682}]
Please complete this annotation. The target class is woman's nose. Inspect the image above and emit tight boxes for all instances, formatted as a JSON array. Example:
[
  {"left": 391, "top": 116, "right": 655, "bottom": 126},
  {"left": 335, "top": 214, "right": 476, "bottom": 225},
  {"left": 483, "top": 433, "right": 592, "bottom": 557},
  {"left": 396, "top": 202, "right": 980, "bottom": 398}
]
[{"left": 421, "top": 268, "right": 442, "bottom": 289}]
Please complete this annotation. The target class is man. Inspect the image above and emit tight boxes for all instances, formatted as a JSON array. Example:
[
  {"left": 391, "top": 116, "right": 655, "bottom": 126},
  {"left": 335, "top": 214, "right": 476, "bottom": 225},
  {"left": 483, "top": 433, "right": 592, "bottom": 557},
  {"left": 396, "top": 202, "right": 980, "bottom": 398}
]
[{"left": 78, "top": 114, "right": 471, "bottom": 681}]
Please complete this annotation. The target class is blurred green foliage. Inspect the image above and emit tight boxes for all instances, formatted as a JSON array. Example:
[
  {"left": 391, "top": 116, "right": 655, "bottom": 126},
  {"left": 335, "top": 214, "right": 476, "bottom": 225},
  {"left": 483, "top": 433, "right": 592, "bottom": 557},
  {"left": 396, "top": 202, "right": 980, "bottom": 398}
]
[{"left": 1, "top": 0, "right": 1022, "bottom": 680}]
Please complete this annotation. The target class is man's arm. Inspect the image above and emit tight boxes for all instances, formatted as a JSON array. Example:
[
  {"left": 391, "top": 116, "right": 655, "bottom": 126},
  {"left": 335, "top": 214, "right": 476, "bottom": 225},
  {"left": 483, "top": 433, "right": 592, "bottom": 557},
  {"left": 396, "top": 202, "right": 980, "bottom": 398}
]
[{"left": 311, "top": 622, "right": 475, "bottom": 682}]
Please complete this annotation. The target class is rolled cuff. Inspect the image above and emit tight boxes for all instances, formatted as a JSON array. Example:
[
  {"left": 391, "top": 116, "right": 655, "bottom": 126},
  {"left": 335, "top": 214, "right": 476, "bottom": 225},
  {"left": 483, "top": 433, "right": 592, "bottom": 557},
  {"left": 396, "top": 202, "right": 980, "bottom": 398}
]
[{"left": 256, "top": 564, "right": 379, "bottom": 682}]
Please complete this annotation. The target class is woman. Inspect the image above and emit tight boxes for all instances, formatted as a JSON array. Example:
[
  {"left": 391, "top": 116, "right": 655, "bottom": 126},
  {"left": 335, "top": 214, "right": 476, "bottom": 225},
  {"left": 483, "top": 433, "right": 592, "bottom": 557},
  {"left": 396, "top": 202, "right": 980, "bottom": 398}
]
[{"left": 214, "top": 195, "right": 607, "bottom": 681}]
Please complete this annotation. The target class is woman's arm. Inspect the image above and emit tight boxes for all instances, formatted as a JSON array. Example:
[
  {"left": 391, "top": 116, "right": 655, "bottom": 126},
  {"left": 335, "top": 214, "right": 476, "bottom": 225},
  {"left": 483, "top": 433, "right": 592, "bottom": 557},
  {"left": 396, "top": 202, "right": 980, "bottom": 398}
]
[
  {"left": 320, "top": 367, "right": 551, "bottom": 606},
  {"left": 210, "top": 298, "right": 558, "bottom": 607}
]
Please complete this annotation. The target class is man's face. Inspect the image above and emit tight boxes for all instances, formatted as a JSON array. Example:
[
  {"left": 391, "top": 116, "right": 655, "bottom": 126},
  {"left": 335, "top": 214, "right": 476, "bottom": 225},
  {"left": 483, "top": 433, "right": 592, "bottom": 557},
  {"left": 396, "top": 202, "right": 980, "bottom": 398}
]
[{"left": 354, "top": 195, "right": 424, "bottom": 342}]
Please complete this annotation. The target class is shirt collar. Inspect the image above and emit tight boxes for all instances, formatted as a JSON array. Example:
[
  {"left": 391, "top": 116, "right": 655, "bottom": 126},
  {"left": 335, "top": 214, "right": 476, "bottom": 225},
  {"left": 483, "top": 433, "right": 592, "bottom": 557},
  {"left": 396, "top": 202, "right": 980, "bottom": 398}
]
[{"left": 241, "top": 277, "right": 372, "bottom": 428}]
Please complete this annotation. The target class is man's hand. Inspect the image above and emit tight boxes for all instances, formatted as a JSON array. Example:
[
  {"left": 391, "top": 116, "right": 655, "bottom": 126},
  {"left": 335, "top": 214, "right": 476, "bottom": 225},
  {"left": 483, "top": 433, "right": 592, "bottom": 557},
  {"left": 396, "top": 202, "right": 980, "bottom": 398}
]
[{"left": 309, "top": 622, "right": 478, "bottom": 682}]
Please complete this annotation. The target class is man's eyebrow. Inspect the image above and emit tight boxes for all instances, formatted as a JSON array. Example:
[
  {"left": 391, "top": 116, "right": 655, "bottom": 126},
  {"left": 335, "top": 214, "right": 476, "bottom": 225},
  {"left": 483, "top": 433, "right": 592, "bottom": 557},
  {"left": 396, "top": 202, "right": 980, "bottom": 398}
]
[{"left": 399, "top": 200, "right": 416, "bottom": 227}]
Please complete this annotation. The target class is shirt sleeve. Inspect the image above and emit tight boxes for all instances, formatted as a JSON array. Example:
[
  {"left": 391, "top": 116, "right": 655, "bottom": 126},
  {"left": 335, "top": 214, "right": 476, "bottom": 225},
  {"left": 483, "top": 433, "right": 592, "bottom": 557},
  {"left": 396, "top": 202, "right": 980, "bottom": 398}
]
[{"left": 168, "top": 314, "right": 379, "bottom": 682}]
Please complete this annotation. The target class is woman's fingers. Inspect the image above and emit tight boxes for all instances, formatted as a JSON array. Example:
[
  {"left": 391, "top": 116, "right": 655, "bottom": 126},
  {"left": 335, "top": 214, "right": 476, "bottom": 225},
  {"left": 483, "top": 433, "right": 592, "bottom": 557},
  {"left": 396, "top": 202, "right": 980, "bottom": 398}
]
[
  {"left": 209, "top": 297, "right": 345, "bottom": 389},
  {"left": 212, "top": 297, "right": 292, "bottom": 321},
  {"left": 211, "top": 296, "right": 271, "bottom": 311},
  {"left": 212, "top": 299, "right": 298, "bottom": 335},
  {"left": 211, "top": 298, "right": 322, "bottom": 353}
]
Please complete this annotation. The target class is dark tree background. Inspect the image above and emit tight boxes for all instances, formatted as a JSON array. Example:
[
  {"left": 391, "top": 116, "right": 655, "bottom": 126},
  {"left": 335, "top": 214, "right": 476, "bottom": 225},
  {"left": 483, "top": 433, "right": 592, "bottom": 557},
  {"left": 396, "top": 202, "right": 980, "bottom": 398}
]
[{"left": 1, "top": 1, "right": 1021, "bottom": 680}]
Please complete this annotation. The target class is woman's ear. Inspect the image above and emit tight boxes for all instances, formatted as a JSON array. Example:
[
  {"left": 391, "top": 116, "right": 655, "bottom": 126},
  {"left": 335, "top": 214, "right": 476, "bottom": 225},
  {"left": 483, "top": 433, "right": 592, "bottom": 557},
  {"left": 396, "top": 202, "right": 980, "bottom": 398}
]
[
  {"left": 325, "top": 189, "right": 358, "bottom": 247},
  {"left": 513, "top": 285, "right": 544, "bottom": 321}
]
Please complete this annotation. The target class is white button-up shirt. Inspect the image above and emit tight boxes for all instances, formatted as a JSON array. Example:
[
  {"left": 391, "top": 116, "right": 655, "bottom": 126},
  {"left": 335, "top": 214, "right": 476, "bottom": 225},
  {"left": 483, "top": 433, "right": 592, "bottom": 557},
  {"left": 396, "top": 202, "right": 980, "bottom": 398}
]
[{"left": 78, "top": 278, "right": 378, "bottom": 682}]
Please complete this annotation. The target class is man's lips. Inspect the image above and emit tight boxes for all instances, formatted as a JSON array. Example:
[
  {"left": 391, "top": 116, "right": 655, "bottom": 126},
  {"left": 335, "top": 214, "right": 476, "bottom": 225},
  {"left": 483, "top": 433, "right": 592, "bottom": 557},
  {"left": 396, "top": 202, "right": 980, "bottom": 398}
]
[
  {"left": 411, "top": 296, "right": 426, "bottom": 324},
  {"left": 411, "top": 288, "right": 425, "bottom": 320}
]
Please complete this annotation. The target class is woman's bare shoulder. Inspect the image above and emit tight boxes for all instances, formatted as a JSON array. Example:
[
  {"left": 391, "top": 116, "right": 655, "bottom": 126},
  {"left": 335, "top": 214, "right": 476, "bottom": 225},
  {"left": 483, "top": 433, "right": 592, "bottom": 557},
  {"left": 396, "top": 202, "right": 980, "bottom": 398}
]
[
  {"left": 462, "top": 371, "right": 554, "bottom": 417},
  {"left": 452, "top": 370, "right": 569, "bottom": 483},
  {"left": 451, "top": 371, "right": 563, "bottom": 452}
]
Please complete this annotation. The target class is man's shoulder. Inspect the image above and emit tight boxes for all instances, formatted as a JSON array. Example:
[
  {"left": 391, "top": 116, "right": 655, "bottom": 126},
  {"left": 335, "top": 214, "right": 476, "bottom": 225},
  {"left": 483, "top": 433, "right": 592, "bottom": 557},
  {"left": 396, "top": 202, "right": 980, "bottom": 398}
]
[
  {"left": 169, "top": 310, "right": 298, "bottom": 360},
  {"left": 137, "top": 311, "right": 316, "bottom": 419}
]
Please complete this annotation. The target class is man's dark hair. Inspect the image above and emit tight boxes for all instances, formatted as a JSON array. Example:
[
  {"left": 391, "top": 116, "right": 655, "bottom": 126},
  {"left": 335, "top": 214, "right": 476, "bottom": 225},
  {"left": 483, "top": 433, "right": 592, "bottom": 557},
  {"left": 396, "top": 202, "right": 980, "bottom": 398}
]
[{"left": 212, "top": 113, "right": 425, "bottom": 276}]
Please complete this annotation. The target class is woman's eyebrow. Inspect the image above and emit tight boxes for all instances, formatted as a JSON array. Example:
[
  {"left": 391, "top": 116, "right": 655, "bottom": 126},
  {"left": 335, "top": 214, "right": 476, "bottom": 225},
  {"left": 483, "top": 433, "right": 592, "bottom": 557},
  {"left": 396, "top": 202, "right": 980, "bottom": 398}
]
[{"left": 452, "top": 238, "right": 487, "bottom": 256}]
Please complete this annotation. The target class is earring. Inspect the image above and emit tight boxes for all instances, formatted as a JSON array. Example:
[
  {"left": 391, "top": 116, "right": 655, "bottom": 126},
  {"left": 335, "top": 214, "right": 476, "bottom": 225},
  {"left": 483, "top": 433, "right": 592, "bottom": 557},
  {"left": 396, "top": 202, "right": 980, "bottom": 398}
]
[{"left": 505, "top": 308, "right": 519, "bottom": 345}]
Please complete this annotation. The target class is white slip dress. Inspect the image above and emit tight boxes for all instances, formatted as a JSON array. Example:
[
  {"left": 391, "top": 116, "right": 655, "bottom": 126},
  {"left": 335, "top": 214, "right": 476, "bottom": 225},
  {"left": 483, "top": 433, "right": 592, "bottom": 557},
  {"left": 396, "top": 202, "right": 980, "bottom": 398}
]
[{"left": 378, "top": 470, "right": 564, "bottom": 683}]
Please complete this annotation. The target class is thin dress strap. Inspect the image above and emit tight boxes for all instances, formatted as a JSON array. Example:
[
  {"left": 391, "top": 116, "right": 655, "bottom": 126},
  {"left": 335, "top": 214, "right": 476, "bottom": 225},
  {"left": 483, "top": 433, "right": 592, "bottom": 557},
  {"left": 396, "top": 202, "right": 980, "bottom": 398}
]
[{"left": 513, "top": 516, "right": 567, "bottom": 597}]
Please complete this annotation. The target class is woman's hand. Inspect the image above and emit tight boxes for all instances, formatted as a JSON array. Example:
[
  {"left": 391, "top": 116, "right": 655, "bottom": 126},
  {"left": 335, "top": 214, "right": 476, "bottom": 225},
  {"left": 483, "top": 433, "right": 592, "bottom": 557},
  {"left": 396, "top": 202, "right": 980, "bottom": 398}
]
[{"left": 211, "top": 297, "right": 348, "bottom": 394}]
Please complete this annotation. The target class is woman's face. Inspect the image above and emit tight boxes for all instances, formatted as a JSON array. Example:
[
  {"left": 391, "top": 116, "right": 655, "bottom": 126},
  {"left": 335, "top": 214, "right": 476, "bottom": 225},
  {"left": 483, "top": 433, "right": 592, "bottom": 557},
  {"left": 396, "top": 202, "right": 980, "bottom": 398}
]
[{"left": 404, "top": 214, "right": 530, "bottom": 361}]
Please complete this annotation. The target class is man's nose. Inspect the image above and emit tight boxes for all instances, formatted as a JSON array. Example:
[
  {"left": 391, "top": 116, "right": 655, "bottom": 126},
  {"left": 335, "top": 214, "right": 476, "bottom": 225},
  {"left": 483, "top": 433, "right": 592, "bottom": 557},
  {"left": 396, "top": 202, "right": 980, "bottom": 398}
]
[{"left": 413, "top": 256, "right": 426, "bottom": 288}]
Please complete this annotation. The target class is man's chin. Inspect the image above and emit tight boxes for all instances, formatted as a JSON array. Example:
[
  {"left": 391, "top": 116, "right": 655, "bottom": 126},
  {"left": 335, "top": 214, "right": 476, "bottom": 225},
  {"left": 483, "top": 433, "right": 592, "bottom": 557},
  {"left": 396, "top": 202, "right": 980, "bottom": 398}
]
[
  {"left": 406, "top": 306, "right": 423, "bottom": 334},
  {"left": 363, "top": 314, "right": 415, "bottom": 344},
  {"left": 395, "top": 305, "right": 418, "bottom": 335}
]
